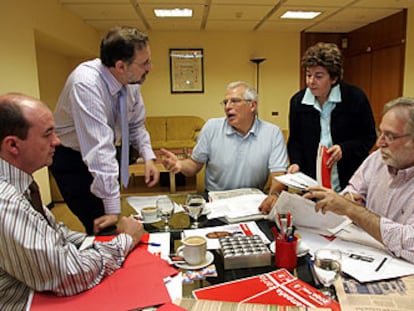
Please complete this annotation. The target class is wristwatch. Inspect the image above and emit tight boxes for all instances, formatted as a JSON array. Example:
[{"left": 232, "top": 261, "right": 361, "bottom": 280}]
[{"left": 270, "top": 191, "right": 280, "bottom": 198}]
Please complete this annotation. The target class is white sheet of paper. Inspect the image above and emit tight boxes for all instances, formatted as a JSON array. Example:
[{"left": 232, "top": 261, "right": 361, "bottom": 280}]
[
  {"left": 274, "top": 191, "right": 352, "bottom": 235},
  {"left": 296, "top": 228, "right": 333, "bottom": 253},
  {"left": 165, "top": 273, "right": 183, "bottom": 302},
  {"left": 275, "top": 172, "right": 319, "bottom": 191},
  {"left": 335, "top": 223, "right": 386, "bottom": 251},
  {"left": 326, "top": 238, "right": 414, "bottom": 283},
  {"left": 147, "top": 232, "right": 171, "bottom": 259},
  {"left": 206, "top": 193, "right": 267, "bottom": 221}
]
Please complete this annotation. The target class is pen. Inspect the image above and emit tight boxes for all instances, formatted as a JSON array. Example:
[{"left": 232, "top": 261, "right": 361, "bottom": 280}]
[
  {"left": 307, "top": 257, "right": 321, "bottom": 288},
  {"left": 277, "top": 213, "right": 286, "bottom": 239},
  {"left": 141, "top": 242, "right": 161, "bottom": 247},
  {"left": 286, "top": 212, "right": 292, "bottom": 229},
  {"left": 375, "top": 257, "right": 387, "bottom": 272}
]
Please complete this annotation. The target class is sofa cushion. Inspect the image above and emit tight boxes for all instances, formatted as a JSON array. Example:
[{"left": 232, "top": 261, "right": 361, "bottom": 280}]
[
  {"left": 166, "top": 116, "right": 205, "bottom": 143},
  {"left": 143, "top": 116, "right": 205, "bottom": 150},
  {"left": 145, "top": 117, "right": 167, "bottom": 149}
]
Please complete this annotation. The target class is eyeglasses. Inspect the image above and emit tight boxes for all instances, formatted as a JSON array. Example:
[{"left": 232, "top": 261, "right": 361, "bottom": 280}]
[
  {"left": 220, "top": 98, "right": 251, "bottom": 106},
  {"left": 377, "top": 130, "right": 412, "bottom": 144}
]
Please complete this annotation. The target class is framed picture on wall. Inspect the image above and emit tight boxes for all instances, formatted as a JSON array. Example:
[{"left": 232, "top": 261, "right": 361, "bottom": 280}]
[{"left": 169, "top": 48, "right": 204, "bottom": 93}]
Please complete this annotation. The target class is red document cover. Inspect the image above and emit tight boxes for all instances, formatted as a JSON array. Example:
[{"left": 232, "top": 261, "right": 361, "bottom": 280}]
[
  {"left": 316, "top": 144, "right": 332, "bottom": 188},
  {"left": 193, "top": 269, "right": 340, "bottom": 311},
  {"left": 30, "top": 238, "right": 178, "bottom": 311}
]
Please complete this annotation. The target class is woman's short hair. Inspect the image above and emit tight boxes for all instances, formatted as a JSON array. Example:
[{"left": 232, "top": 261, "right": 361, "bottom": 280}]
[{"left": 301, "top": 42, "right": 343, "bottom": 81}]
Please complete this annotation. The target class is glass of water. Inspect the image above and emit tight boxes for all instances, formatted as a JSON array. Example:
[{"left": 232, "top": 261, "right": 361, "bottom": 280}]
[
  {"left": 156, "top": 197, "right": 175, "bottom": 231},
  {"left": 185, "top": 194, "right": 205, "bottom": 228},
  {"left": 313, "top": 248, "right": 342, "bottom": 298}
]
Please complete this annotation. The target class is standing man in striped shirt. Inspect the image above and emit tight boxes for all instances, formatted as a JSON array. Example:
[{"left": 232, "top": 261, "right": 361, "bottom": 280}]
[
  {"left": 305, "top": 97, "right": 414, "bottom": 264},
  {"left": 0, "top": 93, "right": 144, "bottom": 310},
  {"left": 51, "top": 26, "right": 159, "bottom": 235}
]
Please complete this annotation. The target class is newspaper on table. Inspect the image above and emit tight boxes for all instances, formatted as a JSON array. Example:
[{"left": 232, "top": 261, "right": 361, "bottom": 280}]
[
  {"left": 208, "top": 188, "right": 265, "bottom": 201},
  {"left": 175, "top": 298, "right": 331, "bottom": 311},
  {"left": 334, "top": 274, "right": 414, "bottom": 311}
]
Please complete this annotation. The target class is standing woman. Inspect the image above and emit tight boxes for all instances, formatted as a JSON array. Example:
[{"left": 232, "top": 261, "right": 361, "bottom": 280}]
[{"left": 287, "top": 42, "right": 377, "bottom": 191}]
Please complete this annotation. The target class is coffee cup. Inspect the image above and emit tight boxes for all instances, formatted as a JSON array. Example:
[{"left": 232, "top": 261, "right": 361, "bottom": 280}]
[
  {"left": 176, "top": 236, "right": 207, "bottom": 265},
  {"left": 141, "top": 207, "right": 158, "bottom": 222}
]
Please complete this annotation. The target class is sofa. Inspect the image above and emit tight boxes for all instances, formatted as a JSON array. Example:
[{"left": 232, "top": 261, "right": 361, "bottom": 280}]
[
  {"left": 144, "top": 115, "right": 205, "bottom": 150},
  {"left": 129, "top": 115, "right": 206, "bottom": 193}
]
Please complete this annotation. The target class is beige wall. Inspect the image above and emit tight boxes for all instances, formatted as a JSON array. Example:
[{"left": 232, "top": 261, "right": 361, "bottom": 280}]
[
  {"left": 142, "top": 31, "right": 300, "bottom": 130},
  {"left": 1, "top": 0, "right": 414, "bottom": 202},
  {"left": 0, "top": 0, "right": 100, "bottom": 204}
]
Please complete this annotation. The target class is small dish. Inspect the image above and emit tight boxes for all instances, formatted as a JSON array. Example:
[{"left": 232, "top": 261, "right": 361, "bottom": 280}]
[
  {"left": 141, "top": 217, "right": 162, "bottom": 224},
  {"left": 174, "top": 251, "right": 214, "bottom": 270},
  {"left": 269, "top": 240, "right": 310, "bottom": 257}
]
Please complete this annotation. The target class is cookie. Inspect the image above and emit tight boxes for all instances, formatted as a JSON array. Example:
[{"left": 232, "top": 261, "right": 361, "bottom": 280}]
[{"left": 206, "top": 231, "right": 232, "bottom": 239}]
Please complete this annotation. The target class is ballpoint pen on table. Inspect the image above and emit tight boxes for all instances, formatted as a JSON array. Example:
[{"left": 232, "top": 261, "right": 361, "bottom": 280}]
[
  {"left": 375, "top": 257, "right": 388, "bottom": 272},
  {"left": 307, "top": 256, "right": 322, "bottom": 288},
  {"left": 141, "top": 242, "right": 161, "bottom": 247}
]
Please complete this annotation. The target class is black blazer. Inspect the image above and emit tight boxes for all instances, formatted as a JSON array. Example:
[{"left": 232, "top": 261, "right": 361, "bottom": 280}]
[{"left": 287, "top": 81, "right": 377, "bottom": 190}]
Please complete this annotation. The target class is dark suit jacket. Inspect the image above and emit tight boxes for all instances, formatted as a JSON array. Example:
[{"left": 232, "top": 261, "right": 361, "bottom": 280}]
[{"left": 287, "top": 81, "right": 377, "bottom": 190}]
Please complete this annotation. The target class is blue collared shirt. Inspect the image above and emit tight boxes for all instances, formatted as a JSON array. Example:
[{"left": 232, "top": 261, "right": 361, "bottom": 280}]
[
  {"left": 301, "top": 85, "right": 341, "bottom": 191},
  {"left": 192, "top": 117, "right": 288, "bottom": 191}
]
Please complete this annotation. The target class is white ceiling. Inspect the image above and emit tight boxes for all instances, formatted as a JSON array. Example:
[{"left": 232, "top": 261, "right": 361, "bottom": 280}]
[{"left": 59, "top": 0, "right": 414, "bottom": 33}]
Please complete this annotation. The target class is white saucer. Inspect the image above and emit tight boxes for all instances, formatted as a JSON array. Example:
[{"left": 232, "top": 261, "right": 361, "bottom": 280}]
[
  {"left": 269, "top": 241, "right": 309, "bottom": 257},
  {"left": 141, "top": 217, "right": 162, "bottom": 224},
  {"left": 174, "top": 251, "right": 214, "bottom": 270}
]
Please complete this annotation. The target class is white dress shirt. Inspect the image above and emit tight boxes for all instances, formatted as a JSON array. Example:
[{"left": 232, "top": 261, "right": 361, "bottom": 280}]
[
  {"left": 54, "top": 58, "right": 155, "bottom": 214},
  {"left": 0, "top": 158, "right": 135, "bottom": 311}
]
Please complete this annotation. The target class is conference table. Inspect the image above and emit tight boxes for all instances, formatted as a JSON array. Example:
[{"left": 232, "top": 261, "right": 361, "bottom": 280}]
[{"left": 121, "top": 193, "right": 319, "bottom": 298}]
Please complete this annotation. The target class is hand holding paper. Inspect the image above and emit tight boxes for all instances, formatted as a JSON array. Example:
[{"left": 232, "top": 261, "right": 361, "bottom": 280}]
[
  {"left": 273, "top": 191, "right": 351, "bottom": 236},
  {"left": 274, "top": 172, "right": 319, "bottom": 192}
]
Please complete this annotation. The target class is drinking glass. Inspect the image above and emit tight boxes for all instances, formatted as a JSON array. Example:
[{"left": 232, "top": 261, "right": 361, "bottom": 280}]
[
  {"left": 185, "top": 194, "right": 206, "bottom": 228},
  {"left": 313, "top": 249, "right": 342, "bottom": 298},
  {"left": 156, "top": 197, "right": 175, "bottom": 231}
]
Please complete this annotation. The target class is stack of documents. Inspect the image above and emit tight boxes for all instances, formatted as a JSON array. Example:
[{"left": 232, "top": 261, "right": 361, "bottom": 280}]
[{"left": 206, "top": 188, "right": 267, "bottom": 223}]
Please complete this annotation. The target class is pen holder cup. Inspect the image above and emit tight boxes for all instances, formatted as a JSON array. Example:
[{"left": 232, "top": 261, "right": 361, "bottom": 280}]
[{"left": 275, "top": 237, "right": 298, "bottom": 271}]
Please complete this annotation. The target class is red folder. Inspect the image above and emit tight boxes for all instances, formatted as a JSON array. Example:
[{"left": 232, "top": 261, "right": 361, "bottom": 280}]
[
  {"left": 193, "top": 269, "right": 340, "bottom": 311},
  {"left": 30, "top": 236, "right": 178, "bottom": 311},
  {"left": 316, "top": 144, "right": 332, "bottom": 188}
]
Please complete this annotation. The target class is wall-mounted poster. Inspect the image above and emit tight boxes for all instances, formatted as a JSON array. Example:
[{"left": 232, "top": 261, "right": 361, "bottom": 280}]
[{"left": 169, "top": 48, "right": 204, "bottom": 93}]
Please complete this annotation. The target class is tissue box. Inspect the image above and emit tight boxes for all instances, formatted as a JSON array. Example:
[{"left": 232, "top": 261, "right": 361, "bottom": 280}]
[{"left": 219, "top": 235, "right": 271, "bottom": 269}]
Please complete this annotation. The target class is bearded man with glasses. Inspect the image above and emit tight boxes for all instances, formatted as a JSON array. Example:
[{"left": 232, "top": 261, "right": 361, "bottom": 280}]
[
  {"left": 161, "top": 81, "right": 288, "bottom": 196},
  {"left": 304, "top": 97, "right": 414, "bottom": 263}
]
